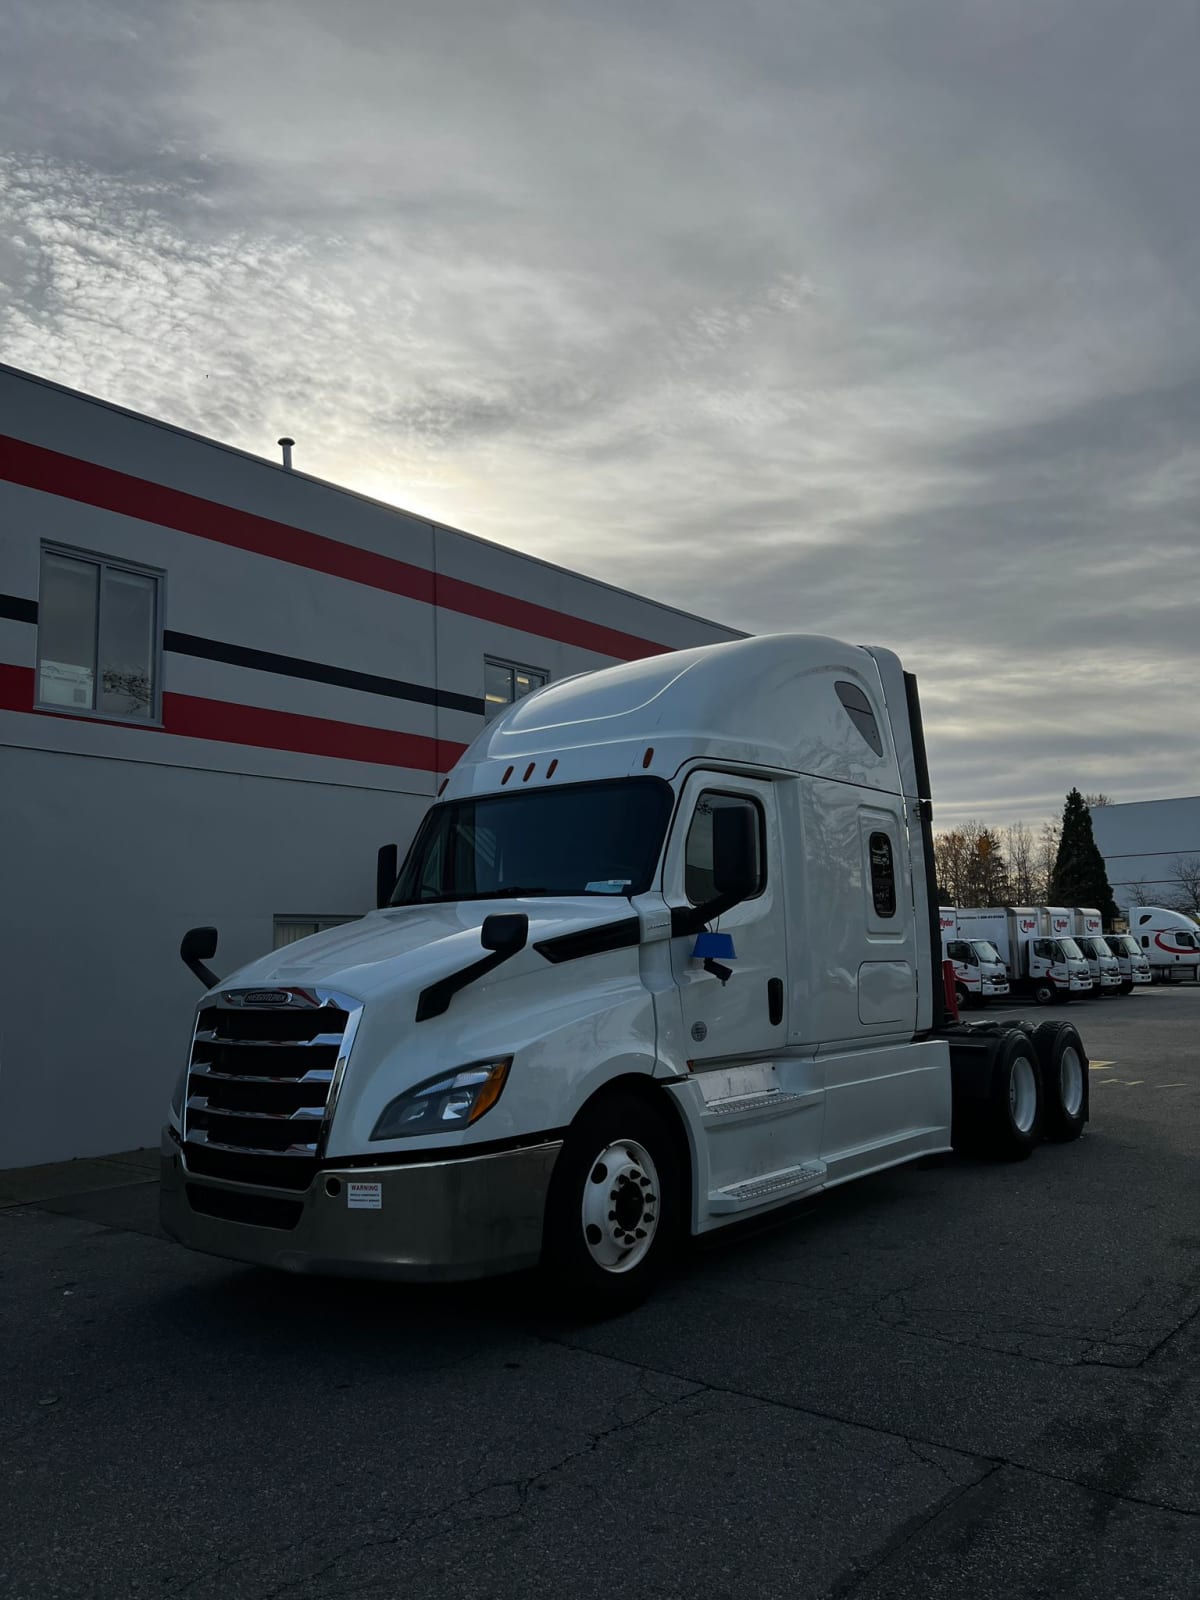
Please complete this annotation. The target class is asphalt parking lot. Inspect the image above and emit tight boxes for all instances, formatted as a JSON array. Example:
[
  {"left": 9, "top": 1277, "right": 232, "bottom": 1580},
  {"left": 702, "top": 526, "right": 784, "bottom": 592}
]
[{"left": 2, "top": 986, "right": 1198, "bottom": 1600}]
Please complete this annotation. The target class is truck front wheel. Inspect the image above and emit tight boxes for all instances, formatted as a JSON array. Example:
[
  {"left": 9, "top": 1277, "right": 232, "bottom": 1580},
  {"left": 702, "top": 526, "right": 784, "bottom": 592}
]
[
  {"left": 1033, "top": 977, "right": 1057, "bottom": 1006},
  {"left": 955, "top": 982, "right": 971, "bottom": 1012},
  {"left": 542, "top": 1090, "right": 683, "bottom": 1316}
]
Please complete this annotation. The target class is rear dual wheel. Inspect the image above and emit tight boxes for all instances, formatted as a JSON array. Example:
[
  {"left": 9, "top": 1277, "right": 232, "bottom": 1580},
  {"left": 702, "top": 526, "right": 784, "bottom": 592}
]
[
  {"left": 1032, "top": 1022, "right": 1088, "bottom": 1142},
  {"left": 982, "top": 1032, "right": 1043, "bottom": 1159}
]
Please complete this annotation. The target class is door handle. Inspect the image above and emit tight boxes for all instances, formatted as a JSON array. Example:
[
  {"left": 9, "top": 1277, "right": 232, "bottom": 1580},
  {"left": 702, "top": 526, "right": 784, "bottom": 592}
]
[{"left": 768, "top": 977, "right": 784, "bottom": 1026}]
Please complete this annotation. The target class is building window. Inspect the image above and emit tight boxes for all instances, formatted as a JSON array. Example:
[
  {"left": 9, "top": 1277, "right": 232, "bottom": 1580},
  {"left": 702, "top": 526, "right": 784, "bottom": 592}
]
[
  {"left": 273, "top": 916, "right": 358, "bottom": 950},
  {"left": 684, "top": 792, "right": 766, "bottom": 906},
  {"left": 36, "top": 546, "right": 162, "bottom": 722},
  {"left": 484, "top": 657, "right": 548, "bottom": 720}
]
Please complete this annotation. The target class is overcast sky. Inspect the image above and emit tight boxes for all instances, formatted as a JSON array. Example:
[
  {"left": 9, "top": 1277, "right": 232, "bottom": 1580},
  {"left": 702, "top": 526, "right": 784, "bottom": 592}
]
[{"left": 2, "top": 0, "right": 1197, "bottom": 832}]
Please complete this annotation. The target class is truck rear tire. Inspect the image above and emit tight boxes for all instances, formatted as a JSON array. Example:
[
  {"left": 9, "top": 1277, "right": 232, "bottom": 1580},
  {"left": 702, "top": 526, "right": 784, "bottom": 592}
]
[
  {"left": 1032, "top": 1022, "right": 1088, "bottom": 1142},
  {"left": 541, "top": 1090, "right": 683, "bottom": 1317},
  {"left": 983, "top": 1032, "right": 1043, "bottom": 1160}
]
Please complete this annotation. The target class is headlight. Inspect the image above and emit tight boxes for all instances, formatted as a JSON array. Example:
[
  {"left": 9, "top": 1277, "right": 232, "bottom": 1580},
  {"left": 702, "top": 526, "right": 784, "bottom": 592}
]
[{"left": 370, "top": 1058, "right": 512, "bottom": 1141}]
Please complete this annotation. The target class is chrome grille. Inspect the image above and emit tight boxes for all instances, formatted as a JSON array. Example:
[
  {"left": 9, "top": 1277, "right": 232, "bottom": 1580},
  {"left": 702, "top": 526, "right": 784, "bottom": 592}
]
[{"left": 182, "top": 987, "right": 362, "bottom": 1186}]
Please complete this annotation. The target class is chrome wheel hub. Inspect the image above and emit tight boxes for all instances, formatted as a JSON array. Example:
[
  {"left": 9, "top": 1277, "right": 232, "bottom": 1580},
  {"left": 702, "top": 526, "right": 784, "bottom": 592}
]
[
  {"left": 1010, "top": 1057, "right": 1037, "bottom": 1133},
  {"left": 1059, "top": 1046, "right": 1084, "bottom": 1117},
  {"left": 580, "top": 1139, "right": 660, "bottom": 1273}
]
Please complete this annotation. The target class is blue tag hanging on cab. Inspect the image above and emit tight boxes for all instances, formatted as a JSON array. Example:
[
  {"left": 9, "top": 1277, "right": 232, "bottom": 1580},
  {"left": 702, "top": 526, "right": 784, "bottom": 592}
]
[{"left": 692, "top": 931, "right": 736, "bottom": 961}]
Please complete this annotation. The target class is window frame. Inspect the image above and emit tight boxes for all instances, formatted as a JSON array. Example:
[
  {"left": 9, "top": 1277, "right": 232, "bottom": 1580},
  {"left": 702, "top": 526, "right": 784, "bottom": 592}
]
[
  {"left": 272, "top": 915, "right": 359, "bottom": 950},
  {"left": 483, "top": 654, "right": 549, "bottom": 722},
  {"left": 683, "top": 788, "right": 768, "bottom": 909},
  {"left": 35, "top": 542, "right": 166, "bottom": 727}
]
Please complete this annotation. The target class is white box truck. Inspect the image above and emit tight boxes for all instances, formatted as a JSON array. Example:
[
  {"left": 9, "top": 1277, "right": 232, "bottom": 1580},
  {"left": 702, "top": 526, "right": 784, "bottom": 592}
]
[
  {"left": 1126, "top": 906, "right": 1200, "bottom": 983},
  {"left": 940, "top": 907, "right": 1010, "bottom": 1008},
  {"left": 161, "top": 635, "right": 1091, "bottom": 1311},
  {"left": 956, "top": 906, "right": 1092, "bottom": 1004},
  {"left": 1069, "top": 908, "right": 1122, "bottom": 996},
  {"left": 1101, "top": 932, "right": 1152, "bottom": 992}
]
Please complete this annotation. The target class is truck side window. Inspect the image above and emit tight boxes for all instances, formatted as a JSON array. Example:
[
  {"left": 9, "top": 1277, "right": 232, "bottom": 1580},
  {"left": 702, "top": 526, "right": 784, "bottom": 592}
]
[
  {"left": 685, "top": 793, "right": 765, "bottom": 906},
  {"left": 835, "top": 681, "right": 884, "bottom": 756},
  {"left": 947, "top": 940, "right": 971, "bottom": 962},
  {"left": 868, "top": 832, "right": 896, "bottom": 917}
]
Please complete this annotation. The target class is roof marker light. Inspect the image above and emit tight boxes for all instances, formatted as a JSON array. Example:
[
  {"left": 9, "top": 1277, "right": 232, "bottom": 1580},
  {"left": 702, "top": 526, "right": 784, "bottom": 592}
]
[
  {"left": 523, "top": 763, "right": 535, "bottom": 782},
  {"left": 546, "top": 759, "right": 558, "bottom": 778},
  {"left": 501, "top": 766, "right": 514, "bottom": 785},
  {"left": 642, "top": 747, "right": 654, "bottom": 769}
]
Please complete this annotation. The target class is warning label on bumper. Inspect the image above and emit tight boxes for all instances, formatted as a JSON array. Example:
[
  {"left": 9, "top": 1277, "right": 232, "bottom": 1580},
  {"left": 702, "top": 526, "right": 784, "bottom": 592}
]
[{"left": 347, "top": 1181, "right": 382, "bottom": 1210}]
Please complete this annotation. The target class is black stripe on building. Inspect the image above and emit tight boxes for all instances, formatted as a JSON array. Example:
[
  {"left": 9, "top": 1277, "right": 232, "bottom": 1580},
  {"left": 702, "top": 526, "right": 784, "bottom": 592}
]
[{"left": 0, "top": 594, "right": 485, "bottom": 717}]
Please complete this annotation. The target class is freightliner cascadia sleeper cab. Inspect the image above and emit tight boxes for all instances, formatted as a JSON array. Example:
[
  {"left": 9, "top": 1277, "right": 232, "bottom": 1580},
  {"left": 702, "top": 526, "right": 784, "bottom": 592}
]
[{"left": 162, "top": 635, "right": 1090, "bottom": 1311}]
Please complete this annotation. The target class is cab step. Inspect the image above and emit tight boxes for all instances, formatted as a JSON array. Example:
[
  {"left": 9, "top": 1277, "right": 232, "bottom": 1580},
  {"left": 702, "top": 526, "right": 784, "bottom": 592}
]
[
  {"left": 700, "top": 1088, "right": 821, "bottom": 1128},
  {"left": 708, "top": 1161, "right": 827, "bottom": 1214}
]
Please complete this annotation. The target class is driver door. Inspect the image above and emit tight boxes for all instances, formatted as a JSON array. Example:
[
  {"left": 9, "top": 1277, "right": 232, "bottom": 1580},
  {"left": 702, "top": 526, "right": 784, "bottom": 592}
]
[{"left": 666, "top": 775, "right": 788, "bottom": 1065}]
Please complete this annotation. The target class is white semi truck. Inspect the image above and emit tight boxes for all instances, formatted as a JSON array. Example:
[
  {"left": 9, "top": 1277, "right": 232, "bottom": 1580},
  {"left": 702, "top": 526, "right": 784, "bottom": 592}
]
[
  {"left": 939, "top": 907, "right": 1009, "bottom": 1008},
  {"left": 1068, "top": 908, "right": 1122, "bottom": 997},
  {"left": 161, "top": 635, "right": 1091, "bottom": 1310},
  {"left": 1126, "top": 906, "right": 1200, "bottom": 983},
  {"left": 956, "top": 906, "right": 1092, "bottom": 1005},
  {"left": 1101, "top": 933, "right": 1152, "bottom": 993}
]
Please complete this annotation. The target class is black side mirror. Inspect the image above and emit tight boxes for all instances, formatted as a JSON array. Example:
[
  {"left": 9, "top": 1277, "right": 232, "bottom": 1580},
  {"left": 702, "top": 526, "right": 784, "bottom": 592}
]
[
  {"left": 180, "top": 926, "right": 220, "bottom": 990},
  {"left": 711, "top": 806, "right": 759, "bottom": 904},
  {"left": 481, "top": 913, "right": 529, "bottom": 957},
  {"left": 376, "top": 843, "right": 399, "bottom": 909}
]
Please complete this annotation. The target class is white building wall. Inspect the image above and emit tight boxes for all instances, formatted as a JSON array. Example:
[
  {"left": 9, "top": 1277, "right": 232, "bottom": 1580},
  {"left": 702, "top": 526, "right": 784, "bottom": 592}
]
[
  {"left": 1091, "top": 796, "right": 1200, "bottom": 908},
  {"left": 0, "top": 364, "right": 739, "bottom": 1167}
]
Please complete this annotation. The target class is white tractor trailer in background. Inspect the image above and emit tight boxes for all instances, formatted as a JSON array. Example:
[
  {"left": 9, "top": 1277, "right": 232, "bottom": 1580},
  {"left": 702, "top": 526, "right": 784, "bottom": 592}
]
[
  {"left": 1125, "top": 906, "right": 1200, "bottom": 984},
  {"left": 162, "top": 634, "right": 1091, "bottom": 1311}
]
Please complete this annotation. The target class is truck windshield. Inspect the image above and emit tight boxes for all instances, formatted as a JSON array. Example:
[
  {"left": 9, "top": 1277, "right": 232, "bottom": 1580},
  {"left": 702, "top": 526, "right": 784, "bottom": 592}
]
[
  {"left": 1059, "top": 937, "right": 1084, "bottom": 960},
  {"left": 391, "top": 777, "right": 674, "bottom": 904},
  {"left": 971, "top": 941, "right": 1002, "bottom": 964},
  {"left": 1110, "top": 935, "right": 1139, "bottom": 956},
  {"left": 1175, "top": 930, "right": 1198, "bottom": 949}
]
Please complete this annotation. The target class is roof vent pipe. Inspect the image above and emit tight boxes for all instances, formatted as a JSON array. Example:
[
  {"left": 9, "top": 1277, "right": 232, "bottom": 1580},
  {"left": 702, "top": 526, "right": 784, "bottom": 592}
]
[{"left": 278, "top": 437, "right": 295, "bottom": 471}]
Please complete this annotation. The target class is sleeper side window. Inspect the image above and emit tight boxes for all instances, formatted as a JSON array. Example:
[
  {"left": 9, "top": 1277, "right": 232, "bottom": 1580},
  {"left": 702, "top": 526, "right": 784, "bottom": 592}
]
[
  {"left": 868, "top": 832, "right": 896, "bottom": 917},
  {"left": 835, "top": 681, "right": 884, "bottom": 757},
  {"left": 684, "top": 792, "right": 766, "bottom": 906}
]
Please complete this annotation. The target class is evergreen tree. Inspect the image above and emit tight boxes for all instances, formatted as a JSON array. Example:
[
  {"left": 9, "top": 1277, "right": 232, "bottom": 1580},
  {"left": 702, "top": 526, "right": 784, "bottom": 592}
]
[{"left": 1048, "top": 789, "right": 1119, "bottom": 923}]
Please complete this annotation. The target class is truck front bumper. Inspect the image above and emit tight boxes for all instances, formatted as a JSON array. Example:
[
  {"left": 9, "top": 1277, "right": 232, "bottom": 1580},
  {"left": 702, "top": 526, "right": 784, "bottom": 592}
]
[{"left": 159, "top": 1129, "right": 562, "bottom": 1282}]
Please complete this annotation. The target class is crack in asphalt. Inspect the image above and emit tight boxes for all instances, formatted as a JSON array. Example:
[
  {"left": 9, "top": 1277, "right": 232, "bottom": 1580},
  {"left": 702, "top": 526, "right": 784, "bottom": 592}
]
[
  {"left": 161, "top": 1372, "right": 705, "bottom": 1600},
  {"left": 530, "top": 1334, "right": 1200, "bottom": 1523},
  {"left": 827, "top": 1462, "right": 1004, "bottom": 1599}
]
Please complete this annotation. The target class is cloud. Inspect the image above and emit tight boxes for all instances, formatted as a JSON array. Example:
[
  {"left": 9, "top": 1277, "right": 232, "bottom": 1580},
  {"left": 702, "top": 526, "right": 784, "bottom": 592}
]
[{"left": 2, "top": 0, "right": 1199, "bottom": 831}]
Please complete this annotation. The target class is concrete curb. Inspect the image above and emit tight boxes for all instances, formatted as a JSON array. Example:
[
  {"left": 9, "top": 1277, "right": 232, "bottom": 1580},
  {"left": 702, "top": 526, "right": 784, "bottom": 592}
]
[{"left": 0, "top": 1147, "right": 158, "bottom": 1208}]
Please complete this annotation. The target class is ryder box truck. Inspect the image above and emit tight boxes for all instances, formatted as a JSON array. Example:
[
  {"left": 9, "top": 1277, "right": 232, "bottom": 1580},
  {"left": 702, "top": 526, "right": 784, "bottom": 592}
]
[{"left": 161, "top": 635, "right": 1091, "bottom": 1311}]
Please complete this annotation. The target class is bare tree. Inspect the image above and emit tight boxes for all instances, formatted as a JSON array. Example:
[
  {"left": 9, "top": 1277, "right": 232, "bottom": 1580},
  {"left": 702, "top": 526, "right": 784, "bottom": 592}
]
[
  {"left": 1166, "top": 855, "right": 1200, "bottom": 913},
  {"left": 1004, "top": 821, "right": 1037, "bottom": 903},
  {"left": 1083, "top": 793, "right": 1113, "bottom": 807},
  {"left": 1035, "top": 822, "right": 1060, "bottom": 903}
]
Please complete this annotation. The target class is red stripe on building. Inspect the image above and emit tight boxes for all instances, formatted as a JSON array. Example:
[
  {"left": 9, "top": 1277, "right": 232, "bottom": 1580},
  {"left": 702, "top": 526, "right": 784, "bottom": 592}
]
[
  {"left": 0, "top": 663, "right": 466, "bottom": 772},
  {"left": 0, "top": 435, "right": 672, "bottom": 662}
]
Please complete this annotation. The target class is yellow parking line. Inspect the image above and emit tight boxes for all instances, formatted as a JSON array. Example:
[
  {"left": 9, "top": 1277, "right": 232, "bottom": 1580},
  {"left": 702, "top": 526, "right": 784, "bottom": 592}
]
[
  {"left": 1157, "top": 1082, "right": 1188, "bottom": 1088},
  {"left": 1089, "top": 1060, "right": 1115, "bottom": 1070}
]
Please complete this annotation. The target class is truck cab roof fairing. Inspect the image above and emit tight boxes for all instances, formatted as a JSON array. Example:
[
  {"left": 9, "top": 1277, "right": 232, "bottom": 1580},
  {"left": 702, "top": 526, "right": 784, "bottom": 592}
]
[{"left": 445, "top": 634, "right": 904, "bottom": 797}]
